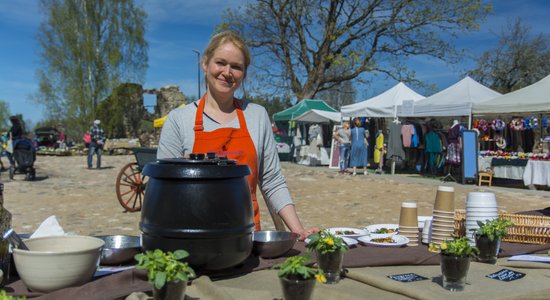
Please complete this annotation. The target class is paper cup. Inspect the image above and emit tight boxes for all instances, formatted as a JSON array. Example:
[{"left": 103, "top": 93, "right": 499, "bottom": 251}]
[
  {"left": 434, "top": 186, "right": 455, "bottom": 212},
  {"left": 399, "top": 202, "right": 418, "bottom": 227}
]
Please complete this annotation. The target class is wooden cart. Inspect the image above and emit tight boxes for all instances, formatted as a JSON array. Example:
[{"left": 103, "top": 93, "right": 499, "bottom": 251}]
[{"left": 115, "top": 147, "right": 157, "bottom": 212}]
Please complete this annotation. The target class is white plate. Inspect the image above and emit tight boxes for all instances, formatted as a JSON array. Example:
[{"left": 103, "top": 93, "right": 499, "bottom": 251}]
[
  {"left": 327, "top": 227, "right": 369, "bottom": 238},
  {"left": 358, "top": 234, "right": 409, "bottom": 247},
  {"left": 364, "top": 224, "right": 399, "bottom": 235},
  {"left": 304, "top": 236, "right": 358, "bottom": 247}
]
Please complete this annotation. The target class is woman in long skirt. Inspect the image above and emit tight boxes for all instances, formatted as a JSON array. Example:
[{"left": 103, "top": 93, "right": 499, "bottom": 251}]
[{"left": 350, "top": 117, "right": 369, "bottom": 175}]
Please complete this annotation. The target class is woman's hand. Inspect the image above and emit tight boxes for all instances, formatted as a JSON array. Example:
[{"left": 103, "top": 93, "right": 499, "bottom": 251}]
[{"left": 297, "top": 227, "right": 320, "bottom": 241}]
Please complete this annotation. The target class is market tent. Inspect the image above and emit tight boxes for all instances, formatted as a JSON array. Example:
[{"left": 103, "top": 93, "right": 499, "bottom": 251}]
[
  {"left": 397, "top": 76, "right": 501, "bottom": 117},
  {"left": 473, "top": 74, "right": 550, "bottom": 114},
  {"left": 273, "top": 99, "right": 337, "bottom": 121},
  {"left": 292, "top": 109, "right": 341, "bottom": 123},
  {"left": 341, "top": 82, "right": 425, "bottom": 118}
]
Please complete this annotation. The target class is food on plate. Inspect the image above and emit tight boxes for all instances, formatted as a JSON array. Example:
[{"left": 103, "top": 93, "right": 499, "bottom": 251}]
[
  {"left": 335, "top": 230, "right": 356, "bottom": 235},
  {"left": 371, "top": 237, "right": 395, "bottom": 244},
  {"left": 373, "top": 227, "right": 397, "bottom": 234}
]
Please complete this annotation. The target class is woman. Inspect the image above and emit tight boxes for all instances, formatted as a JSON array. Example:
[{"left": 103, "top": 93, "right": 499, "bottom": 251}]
[
  {"left": 350, "top": 117, "right": 369, "bottom": 176},
  {"left": 334, "top": 121, "right": 351, "bottom": 175},
  {"left": 157, "top": 31, "right": 317, "bottom": 240}
]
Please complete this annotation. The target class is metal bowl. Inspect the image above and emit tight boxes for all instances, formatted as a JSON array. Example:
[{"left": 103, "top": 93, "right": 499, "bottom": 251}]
[
  {"left": 95, "top": 235, "right": 141, "bottom": 265},
  {"left": 252, "top": 230, "right": 299, "bottom": 258}
]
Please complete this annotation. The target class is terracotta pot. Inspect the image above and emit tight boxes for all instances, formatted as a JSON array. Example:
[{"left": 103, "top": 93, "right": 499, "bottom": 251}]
[
  {"left": 280, "top": 277, "right": 315, "bottom": 300},
  {"left": 153, "top": 280, "right": 187, "bottom": 300},
  {"left": 440, "top": 254, "right": 470, "bottom": 292},
  {"left": 475, "top": 235, "right": 500, "bottom": 264},
  {"left": 316, "top": 250, "right": 344, "bottom": 284}
]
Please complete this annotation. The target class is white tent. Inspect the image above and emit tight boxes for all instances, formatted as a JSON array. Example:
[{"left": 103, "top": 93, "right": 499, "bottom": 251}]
[
  {"left": 473, "top": 75, "right": 550, "bottom": 114},
  {"left": 397, "top": 76, "right": 501, "bottom": 117},
  {"left": 292, "top": 109, "right": 341, "bottom": 123},
  {"left": 341, "top": 82, "right": 425, "bottom": 118}
]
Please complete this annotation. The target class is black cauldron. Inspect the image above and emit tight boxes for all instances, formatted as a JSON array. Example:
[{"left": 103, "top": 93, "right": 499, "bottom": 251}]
[{"left": 140, "top": 154, "right": 254, "bottom": 270}]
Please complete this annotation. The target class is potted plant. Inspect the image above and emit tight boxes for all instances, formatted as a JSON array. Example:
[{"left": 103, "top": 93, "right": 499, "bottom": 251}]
[
  {"left": 273, "top": 255, "right": 326, "bottom": 300},
  {"left": 473, "top": 218, "right": 513, "bottom": 264},
  {"left": 432, "top": 237, "right": 478, "bottom": 292},
  {"left": 306, "top": 229, "right": 348, "bottom": 284},
  {"left": 135, "top": 249, "right": 196, "bottom": 300}
]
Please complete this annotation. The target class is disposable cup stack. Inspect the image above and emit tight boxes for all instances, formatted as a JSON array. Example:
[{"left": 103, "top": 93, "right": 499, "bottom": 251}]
[
  {"left": 430, "top": 186, "right": 455, "bottom": 246},
  {"left": 465, "top": 192, "right": 498, "bottom": 245},
  {"left": 422, "top": 219, "right": 432, "bottom": 244},
  {"left": 399, "top": 201, "right": 419, "bottom": 246}
]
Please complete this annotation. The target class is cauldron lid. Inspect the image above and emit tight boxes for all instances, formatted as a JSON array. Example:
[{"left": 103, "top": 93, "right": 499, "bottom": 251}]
[{"left": 143, "top": 156, "right": 251, "bottom": 179}]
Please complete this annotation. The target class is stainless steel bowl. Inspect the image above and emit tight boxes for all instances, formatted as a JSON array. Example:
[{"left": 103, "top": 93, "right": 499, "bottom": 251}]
[
  {"left": 252, "top": 230, "right": 299, "bottom": 258},
  {"left": 95, "top": 235, "right": 141, "bottom": 265}
]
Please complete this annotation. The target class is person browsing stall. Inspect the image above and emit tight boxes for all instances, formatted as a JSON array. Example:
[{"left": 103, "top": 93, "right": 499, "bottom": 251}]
[
  {"left": 87, "top": 120, "right": 105, "bottom": 169},
  {"left": 157, "top": 31, "right": 318, "bottom": 240}
]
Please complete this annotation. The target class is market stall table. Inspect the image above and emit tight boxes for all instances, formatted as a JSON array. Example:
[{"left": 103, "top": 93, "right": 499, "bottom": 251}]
[
  {"left": 478, "top": 157, "right": 526, "bottom": 180},
  {"left": 523, "top": 160, "right": 550, "bottom": 187},
  {"left": 6, "top": 239, "right": 550, "bottom": 299}
]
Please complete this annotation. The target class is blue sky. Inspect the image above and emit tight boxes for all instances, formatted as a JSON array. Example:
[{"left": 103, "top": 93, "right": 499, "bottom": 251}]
[{"left": 0, "top": 0, "right": 549, "bottom": 126}]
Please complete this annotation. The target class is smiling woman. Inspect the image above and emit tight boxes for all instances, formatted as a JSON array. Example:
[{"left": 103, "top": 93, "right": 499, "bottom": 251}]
[{"left": 156, "top": 31, "right": 319, "bottom": 240}]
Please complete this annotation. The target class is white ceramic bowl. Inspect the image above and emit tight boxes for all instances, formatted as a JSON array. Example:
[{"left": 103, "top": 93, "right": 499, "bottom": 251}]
[
  {"left": 466, "top": 192, "right": 497, "bottom": 207},
  {"left": 465, "top": 207, "right": 499, "bottom": 212},
  {"left": 13, "top": 235, "right": 104, "bottom": 293},
  {"left": 466, "top": 212, "right": 498, "bottom": 218}
]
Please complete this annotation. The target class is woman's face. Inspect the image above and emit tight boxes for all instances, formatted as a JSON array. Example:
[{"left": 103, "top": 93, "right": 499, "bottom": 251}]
[{"left": 203, "top": 42, "right": 246, "bottom": 97}]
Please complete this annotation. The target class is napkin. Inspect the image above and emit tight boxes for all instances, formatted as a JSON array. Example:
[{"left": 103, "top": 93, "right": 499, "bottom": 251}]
[{"left": 30, "top": 215, "right": 66, "bottom": 238}]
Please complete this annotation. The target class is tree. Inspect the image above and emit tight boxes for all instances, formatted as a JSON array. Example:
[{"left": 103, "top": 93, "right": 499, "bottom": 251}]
[
  {"left": 248, "top": 95, "right": 293, "bottom": 120},
  {"left": 0, "top": 101, "right": 12, "bottom": 131},
  {"left": 468, "top": 18, "right": 550, "bottom": 93},
  {"left": 34, "top": 0, "right": 148, "bottom": 133},
  {"left": 220, "top": 0, "right": 491, "bottom": 100}
]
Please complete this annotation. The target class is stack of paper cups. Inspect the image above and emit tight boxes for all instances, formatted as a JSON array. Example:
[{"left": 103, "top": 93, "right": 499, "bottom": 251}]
[
  {"left": 422, "top": 219, "right": 432, "bottom": 244},
  {"left": 465, "top": 192, "right": 498, "bottom": 245},
  {"left": 399, "top": 201, "right": 419, "bottom": 246},
  {"left": 431, "top": 186, "right": 455, "bottom": 245}
]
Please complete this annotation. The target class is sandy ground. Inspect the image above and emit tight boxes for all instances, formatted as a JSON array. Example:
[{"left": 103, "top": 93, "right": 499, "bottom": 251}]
[{"left": 1, "top": 154, "right": 550, "bottom": 236}]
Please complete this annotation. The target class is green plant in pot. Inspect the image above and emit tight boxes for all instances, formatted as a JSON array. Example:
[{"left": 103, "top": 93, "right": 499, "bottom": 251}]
[
  {"left": 306, "top": 229, "right": 348, "bottom": 284},
  {"left": 273, "top": 255, "right": 326, "bottom": 300},
  {"left": 438, "top": 237, "right": 478, "bottom": 292},
  {"left": 135, "top": 249, "right": 196, "bottom": 300},
  {"left": 473, "top": 218, "right": 513, "bottom": 264}
]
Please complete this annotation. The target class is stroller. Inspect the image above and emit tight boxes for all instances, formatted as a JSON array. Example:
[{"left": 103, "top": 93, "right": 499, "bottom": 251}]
[{"left": 9, "top": 138, "right": 36, "bottom": 181}]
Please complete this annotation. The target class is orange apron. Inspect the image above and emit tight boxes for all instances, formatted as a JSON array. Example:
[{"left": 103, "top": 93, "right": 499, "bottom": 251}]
[{"left": 192, "top": 96, "right": 261, "bottom": 230}]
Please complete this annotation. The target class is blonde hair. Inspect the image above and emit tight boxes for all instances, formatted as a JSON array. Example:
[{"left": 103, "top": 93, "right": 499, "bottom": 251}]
[{"left": 203, "top": 31, "right": 251, "bottom": 76}]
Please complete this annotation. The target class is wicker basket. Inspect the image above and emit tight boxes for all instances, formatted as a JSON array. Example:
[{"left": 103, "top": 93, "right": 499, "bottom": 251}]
[{"left": 453, "top": 209, "right": 550, "bottom": 245}]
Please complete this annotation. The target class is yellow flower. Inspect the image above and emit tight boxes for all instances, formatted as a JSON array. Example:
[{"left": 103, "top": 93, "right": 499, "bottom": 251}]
[
  {"left": 323, "top": 237, "right": 334, "bottom": 246},
  {"left": 440, "top": 242, "right": 448, "bottom": 251},
  {"left": 428, "top": 243, "right": 440, "bottom": 253},
  {"left": 315, "top": 273, "right": 327, "bottom": 283}
]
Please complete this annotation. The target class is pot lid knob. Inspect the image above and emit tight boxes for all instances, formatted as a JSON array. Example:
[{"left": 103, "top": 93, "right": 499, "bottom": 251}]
[{"left": 189, "top": 153, "right": 205, "bottom": 160}]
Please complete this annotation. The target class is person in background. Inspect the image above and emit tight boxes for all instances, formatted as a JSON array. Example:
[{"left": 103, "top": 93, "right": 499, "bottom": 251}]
[
  {"left": 334, "top": 121, "right": 351, "bottom": 175},
  {"left": 350, "top": 117, "right": 369, "bottom": 176},
  {"left": 87, "top": 120, "right": 105, "bottom": 169},
  {"left": 157, "top": 31, "right": 317, "bottom": 240},
  {"left": 6, "top": 116, "right": 23, "bottom": 168},
  {"left": 57, "top": 125, "right": 66, "bottom": 150}
]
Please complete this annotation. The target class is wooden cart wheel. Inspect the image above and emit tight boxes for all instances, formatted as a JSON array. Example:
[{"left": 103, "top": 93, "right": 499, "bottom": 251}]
[{"left": 116, "top": 162, "right": 148, "bottom": 212}]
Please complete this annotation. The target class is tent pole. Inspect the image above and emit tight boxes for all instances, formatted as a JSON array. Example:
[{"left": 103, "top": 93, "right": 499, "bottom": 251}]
[{"left": 468, "top": 113, "right": 472, "bottom": 129}]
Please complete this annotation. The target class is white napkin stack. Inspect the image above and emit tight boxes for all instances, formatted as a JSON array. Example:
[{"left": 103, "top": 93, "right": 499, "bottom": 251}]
[{"left": 29, "top": 215, "right": 66, "bottom": 238}]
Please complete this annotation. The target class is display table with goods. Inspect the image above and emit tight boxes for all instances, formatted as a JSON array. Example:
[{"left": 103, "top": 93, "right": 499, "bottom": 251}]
[
  {"left": 478, "top": 150, "right": 550, "bottom": 186},
  {"left": 6, "top": 210, "right": 550, "bottom": 299}
]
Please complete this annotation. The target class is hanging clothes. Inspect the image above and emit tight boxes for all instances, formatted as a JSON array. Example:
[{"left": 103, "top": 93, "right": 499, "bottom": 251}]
[
  {"left": 401, "top": 124, "right": 415, "bottom": 147},
  {"left": 387, "top": 122, "right": 406, "bottom": 162},
  {"left": 425, "top": 130, "right": 442, "bottom": 176},
  {"left": 374, "top": 130, "right": 384, "bottom": 164}
]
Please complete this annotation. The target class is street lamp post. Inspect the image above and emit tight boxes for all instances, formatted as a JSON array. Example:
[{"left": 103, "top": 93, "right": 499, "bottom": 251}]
[{"left": 192, "top": 49, "right": 201, "bottom": 99}]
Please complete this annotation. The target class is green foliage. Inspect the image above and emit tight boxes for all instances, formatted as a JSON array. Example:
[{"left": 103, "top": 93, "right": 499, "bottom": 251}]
[
  {"left": 0, "top": 101, "right": 11, "bottom": 131},
  {"left": 306, "top": 229, "right": 348, "bottom": 255},
  {"left": 474, "top": 218, "right": 513, "bottom": 242},
  {"left": 134, "top": 249, "right": 196, "bottom": 290},
  {"left": 35, "top": 0, "right": 148, "bottom": 130},
  {"left": 273, "top": 256, "right": 319, "bottom": 280},
  {"left": 0, "top": 290, "right": 25, "bottom": 300},
  {"left": 440, "top": 237, "right": 478, "bottom": 258},
  {"left": 247, "top": 95, "right": 292, "bottom": 121},
  {"left": 220, "top": 0, "right": 491, "bottom": 99},
  {"left": 96, "top": 83, "right": 146, "bottom": 138}
]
